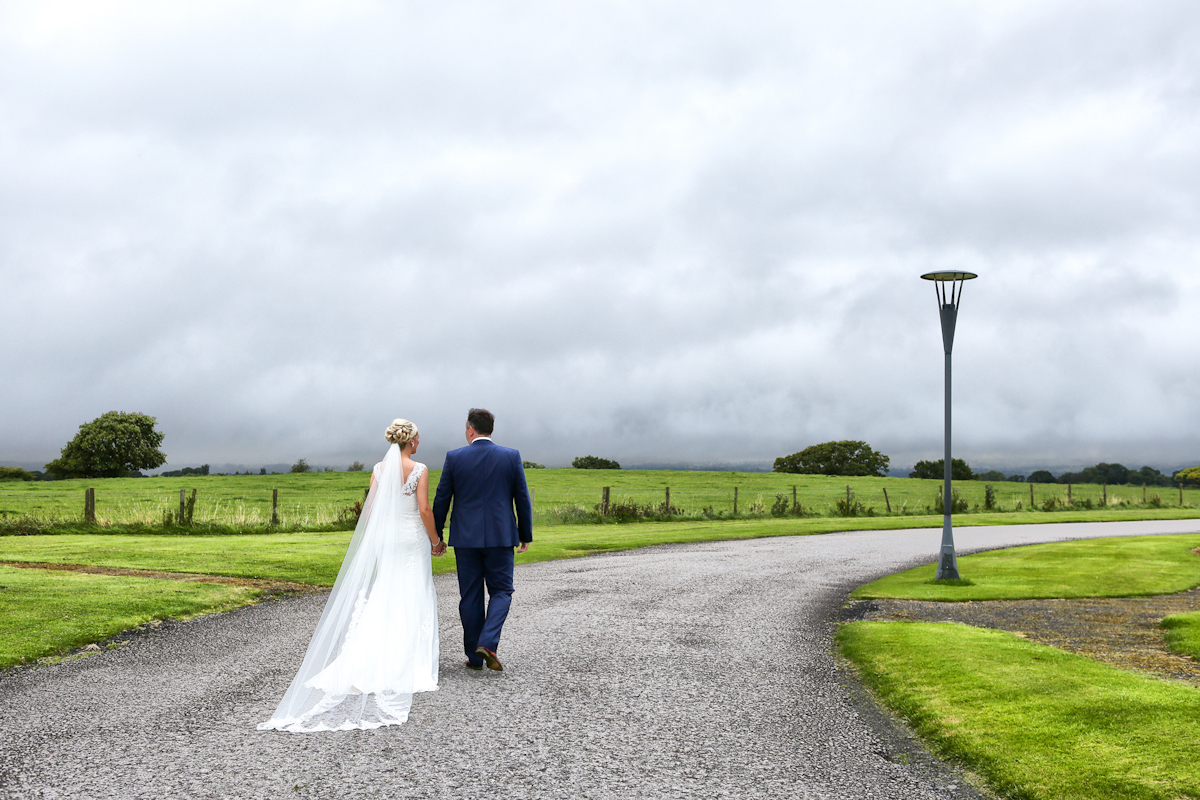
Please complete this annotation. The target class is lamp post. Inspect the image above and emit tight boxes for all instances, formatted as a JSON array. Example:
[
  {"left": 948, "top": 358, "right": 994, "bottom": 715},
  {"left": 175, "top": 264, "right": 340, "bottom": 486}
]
[{"left": 920, "top": 271, "right": 978, "bottom": 580}]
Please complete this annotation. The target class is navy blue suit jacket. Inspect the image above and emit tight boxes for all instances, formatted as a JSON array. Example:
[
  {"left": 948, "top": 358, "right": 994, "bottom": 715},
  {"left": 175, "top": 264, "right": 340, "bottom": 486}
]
[{"left": 432, "top": 439, "right": 533, "bottom": 548}]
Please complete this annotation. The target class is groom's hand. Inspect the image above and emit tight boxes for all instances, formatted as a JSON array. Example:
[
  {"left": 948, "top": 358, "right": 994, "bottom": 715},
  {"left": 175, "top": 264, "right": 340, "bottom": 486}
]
[
  {"left": 432, "top": 541, "right": 447, "bottom": 557},
  {"left": 516, "top": 542, "right": 529, "bottom": 554}
]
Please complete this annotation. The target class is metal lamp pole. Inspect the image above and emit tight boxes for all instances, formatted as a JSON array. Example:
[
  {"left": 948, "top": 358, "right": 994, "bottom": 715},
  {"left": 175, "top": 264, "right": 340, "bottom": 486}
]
[{"left": 920, "top": 271, "right": 978, "bottom": 580}]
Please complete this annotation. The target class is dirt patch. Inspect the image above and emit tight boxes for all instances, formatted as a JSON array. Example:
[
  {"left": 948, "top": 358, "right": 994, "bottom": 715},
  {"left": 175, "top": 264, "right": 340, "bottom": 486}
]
[
  {"left": 858, "top": 587, "right": 1200, "bottom": 684},
  {"left": 0, "top": 560, "right": 323, "bottom": 598}
]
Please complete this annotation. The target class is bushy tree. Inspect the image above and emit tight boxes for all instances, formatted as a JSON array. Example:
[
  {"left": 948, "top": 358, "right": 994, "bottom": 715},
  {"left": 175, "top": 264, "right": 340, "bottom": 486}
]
[
  {"left": 0, "top": 466, "right": 35, "bottom": 481},
  {"left": 774, "top": 441, "right": 890, "bottom": 477},
  {"left": 1027, "top": 470, "right": 1057, "bottom": 484},
  {"left": 975, "top": 469, "right": 1007, "bottom": 482},
  {"left": 291, "top": 459, "right": 312, "bottom": 473},
  {"left": 347, "top": 461, "right": 365, "bottom": 472},
  {"left": 1175, "top": 466, "right": 1200, "bottom": 487},
  {"left": 44, "top": 411, "right": 166, "bottom": 479},
  {"left": 522, "top": 460, "right": 545, "bottom": 469},
  {"left": 572, "top": 455, "right": 620, "bottom": 469},
  {"left": 909, "top": 458, "right": 973, "bottom": 481}
]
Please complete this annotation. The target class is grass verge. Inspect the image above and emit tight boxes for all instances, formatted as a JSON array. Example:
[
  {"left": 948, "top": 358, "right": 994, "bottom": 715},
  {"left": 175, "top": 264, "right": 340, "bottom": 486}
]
[
  {"left": 852, "top": 534, "right": 1200, "bottom": 601},
  {"left": 0, "top": 565, "right": 261, "bottom": 669},
  {"left": 1161, "top": 612, "right": 1200, "bottom": 660},
  {"left": 838, "top": 621, "right": 1200, "bottom": 800}
]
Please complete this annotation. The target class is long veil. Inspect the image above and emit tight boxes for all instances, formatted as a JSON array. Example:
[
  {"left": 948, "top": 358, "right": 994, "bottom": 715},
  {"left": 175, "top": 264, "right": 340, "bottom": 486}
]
[{"left": 258, "top": 443, "right": 434, "bottom": 732}]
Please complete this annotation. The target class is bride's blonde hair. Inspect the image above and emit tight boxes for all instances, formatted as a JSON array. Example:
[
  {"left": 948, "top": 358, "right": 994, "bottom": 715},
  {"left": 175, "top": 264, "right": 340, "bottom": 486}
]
[{"left": 385, "top": 419, "right": 418, "bottom": 447}]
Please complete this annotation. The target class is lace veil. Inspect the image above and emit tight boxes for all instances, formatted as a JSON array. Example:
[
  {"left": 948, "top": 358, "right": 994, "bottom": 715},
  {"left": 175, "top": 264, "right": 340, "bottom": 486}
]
[{"left": 258, "top": 443, "right": 421, "bottom": 731}]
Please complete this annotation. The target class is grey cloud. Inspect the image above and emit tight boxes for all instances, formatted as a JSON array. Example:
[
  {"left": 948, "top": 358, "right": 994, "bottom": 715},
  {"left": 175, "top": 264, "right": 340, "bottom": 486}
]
[{"left": 2, "top": 1, "right": 1198, "bottom": 475}]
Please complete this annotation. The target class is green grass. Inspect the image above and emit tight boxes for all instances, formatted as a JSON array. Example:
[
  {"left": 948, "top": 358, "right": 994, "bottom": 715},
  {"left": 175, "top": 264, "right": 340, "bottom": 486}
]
[
  {"left": 4, "top": 469, "right": 1197, "bottom": 530},
  {"left": 1161, "top": 612, "right": 1200, "bottom": 659},
  {"left": 852, "top": 534, "right": 1200, "bottom": 601},
  {"left": 0, "top": 565, "right": 261, "bottom": 668},
  {"left": 838, "top": 621, "right": 1200, "bottom": 800}
]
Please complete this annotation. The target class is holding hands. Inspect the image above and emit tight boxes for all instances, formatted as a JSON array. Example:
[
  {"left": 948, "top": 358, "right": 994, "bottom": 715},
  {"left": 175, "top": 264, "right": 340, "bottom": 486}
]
[{"left": 432, "top": 540, "right": 447, "bottom": 557}]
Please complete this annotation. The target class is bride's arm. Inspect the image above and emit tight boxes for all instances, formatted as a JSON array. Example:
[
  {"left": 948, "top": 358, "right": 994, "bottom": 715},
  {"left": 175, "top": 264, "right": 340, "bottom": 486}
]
[{"left": 416, "top": 468, "right": 441, "bottom": 551}]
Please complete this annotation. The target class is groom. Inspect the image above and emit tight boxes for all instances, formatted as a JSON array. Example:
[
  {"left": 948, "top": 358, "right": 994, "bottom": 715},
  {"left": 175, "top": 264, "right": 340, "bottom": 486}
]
[{"left": 432, "top": 408, "right": 533, "bottom": 671}]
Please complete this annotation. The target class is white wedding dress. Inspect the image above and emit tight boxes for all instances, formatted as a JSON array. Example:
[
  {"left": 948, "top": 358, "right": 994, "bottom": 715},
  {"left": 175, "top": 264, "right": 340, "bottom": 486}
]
[{"left": 258, "top": 445, "right": 439, "bottom": 732}]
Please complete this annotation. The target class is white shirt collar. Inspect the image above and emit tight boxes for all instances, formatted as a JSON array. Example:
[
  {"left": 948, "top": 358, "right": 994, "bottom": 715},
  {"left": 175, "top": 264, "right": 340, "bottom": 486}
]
[{"left": 471, "top": 436, "right": 493, "bottom": 443}]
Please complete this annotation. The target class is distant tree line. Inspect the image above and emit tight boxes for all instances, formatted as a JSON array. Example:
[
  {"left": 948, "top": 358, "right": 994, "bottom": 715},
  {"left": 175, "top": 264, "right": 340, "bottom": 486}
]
[{"left": 160, "top": 465, "right": 209, "bottom": 477}]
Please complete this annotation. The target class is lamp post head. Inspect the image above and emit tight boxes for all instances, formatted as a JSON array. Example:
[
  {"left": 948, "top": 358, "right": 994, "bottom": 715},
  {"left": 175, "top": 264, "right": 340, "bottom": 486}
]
[
  {"left": 920, "top": 271, "right": 978, "bottom": 309},
  {"left": 921, "top": 272, "right": 978, "bottom": 354}
]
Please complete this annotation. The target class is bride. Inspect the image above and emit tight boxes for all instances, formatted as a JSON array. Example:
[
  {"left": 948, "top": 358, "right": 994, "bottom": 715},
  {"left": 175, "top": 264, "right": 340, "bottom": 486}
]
[{"left": 259, "top": 419, "right": 443, "bottom": 732}]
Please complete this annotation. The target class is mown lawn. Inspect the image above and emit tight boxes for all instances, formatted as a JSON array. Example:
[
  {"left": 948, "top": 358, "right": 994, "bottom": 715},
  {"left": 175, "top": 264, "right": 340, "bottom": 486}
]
[
  {"left": 852, "top": 534, "right": 1200, "bottom": 601},
  {"left": 839, "top": 622, "right": 1200, "bottom": 800},
  {"left": 0, "top": 565, "right": 260, "bottom": 668},
  {"left": 1161, "top": 612, "right": 1200, "bottom": 659}
]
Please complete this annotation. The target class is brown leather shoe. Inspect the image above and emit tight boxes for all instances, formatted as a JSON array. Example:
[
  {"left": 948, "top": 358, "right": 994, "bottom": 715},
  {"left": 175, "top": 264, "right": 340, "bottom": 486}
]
[
  {"left": 474, "top": 646, "right": 503, "bottom": 671},
  {"left": 465, "top": 660, "right": 483, "bottom": 671}
]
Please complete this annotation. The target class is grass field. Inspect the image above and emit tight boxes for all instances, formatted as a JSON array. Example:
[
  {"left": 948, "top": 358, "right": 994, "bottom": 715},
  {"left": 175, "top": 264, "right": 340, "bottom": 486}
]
[
  {"left": 3, "top": 469, "right": 1197, "bottom": 530},
  {"left": 838, "top": 621, "right": 1200, "bottom": 800},
  {"left": 851, "top": 534, "right": 1200, "bottom": 601}
]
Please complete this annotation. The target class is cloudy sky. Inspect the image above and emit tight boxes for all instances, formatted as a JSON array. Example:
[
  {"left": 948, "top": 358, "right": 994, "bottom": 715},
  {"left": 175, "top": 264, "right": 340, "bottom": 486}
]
[{"left": 2, "top": 0, "right": 1198, "bottom": 474}]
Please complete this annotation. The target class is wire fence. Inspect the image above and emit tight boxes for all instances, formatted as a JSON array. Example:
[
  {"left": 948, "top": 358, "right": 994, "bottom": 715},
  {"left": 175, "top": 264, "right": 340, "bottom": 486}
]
[{"left": 2, "top": 473, "right": 1198, "bottom": 530}]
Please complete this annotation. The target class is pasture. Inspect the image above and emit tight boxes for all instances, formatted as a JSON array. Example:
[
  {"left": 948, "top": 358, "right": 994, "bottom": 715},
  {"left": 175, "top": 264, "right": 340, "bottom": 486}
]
[{"left": 2, "top": 469, "right": 1197, "bottom": 531}]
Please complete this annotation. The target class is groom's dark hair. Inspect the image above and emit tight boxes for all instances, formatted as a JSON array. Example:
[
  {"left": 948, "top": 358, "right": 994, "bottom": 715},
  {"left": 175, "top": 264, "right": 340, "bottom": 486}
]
[{"left": 467, "top": 408, "right": 495, "bottom": 435}]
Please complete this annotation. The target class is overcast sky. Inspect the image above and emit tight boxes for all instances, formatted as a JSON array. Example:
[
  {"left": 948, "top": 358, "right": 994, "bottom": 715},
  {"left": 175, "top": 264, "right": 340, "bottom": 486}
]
[{"left": 2, "top": 0, "right": 1198, "bottom": 474}]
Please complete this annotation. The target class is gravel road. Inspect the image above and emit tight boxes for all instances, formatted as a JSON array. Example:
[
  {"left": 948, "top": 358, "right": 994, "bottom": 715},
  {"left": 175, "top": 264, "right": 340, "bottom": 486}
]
[{"left": 2, "top": 519, "right": 1198, "bottom": 800}]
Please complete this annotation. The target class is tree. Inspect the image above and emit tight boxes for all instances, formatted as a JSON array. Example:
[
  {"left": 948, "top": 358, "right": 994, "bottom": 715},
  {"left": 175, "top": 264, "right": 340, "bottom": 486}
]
[
  {"left": 572, "top": 455, "right": 620, "bottom": 469},
  {"left": 975, "top": 469, "right": 1007, "bottom": 482},
  {"left": 291, "top": 458, "right": 312, "bottom": 473},
  {"left": 522, "top": 460, "right": 545, "bottom": 469},
  {"left": 1131, "top": 465, "right": 1172, "bottom": 487},
  {"left": 44, "top": 411, "right": 166, "bottom": 479},
  {"left": 347, "top": 461, "right": 365, "bottom": 472},
  {"left": 1175, "top": 466, "right": 1200, "bottom": 487},
  {"left": 1085, "top": 463, "right": 1130, "bottom": 485},
  {"left": 774, "top": 441, "right": 890, "bottom": 477},
  {"left": 1027, "top": 470, "right": 1056, "bottom": 484},
  {"left": 909, "top": 458, "right": 973, "bottom": 481}
]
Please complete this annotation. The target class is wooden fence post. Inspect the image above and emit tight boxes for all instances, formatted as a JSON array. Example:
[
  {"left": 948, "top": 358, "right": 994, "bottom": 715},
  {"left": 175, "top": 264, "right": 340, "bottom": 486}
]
[
  {"left": 1102, "top": 484, "right": 1107, "bottom": 505},
  {"left": 179, "top": 488, "right": 186, "bottom": 524},
  {"left": 664, "top": 487, "right": 670, "bottom": 511},
  {"left": 733, "top": 487, "right": 738, "bottom": 514},
  {"left": 601, "top": 487, "right": 610, "bottom": 516},
  {"left": 1181, "top": 485, "right": 1185, "bottom": 506},
  {"left": 883, "top": 487, "right": 891, "bottom": 513},
  {"left": 1030, "top": 482, "right": 1035, "bottom": 508},
  {"left": 1143, "top": 484, "right": 1147, "bottom": 504},
  {"left": 1067, "top": 483, "right": 1072, "bottom": 504},
  {"left": 84, "top": 488, "right": 96, "bottom": 523},
  {"left": 792, "top": 485, "right": 798, "bottom": 510},
  {"left": 271, "top": 489, "right": 279, "bottom": 525},
  {"left": 846, "top": 485, "right": 851, "bottom": 508}
]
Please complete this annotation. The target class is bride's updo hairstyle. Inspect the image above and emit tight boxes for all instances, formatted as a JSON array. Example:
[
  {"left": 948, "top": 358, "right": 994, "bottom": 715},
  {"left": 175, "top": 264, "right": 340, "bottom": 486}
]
[{"left": 385, "top": 419, "right": 418, "bottom": 448}]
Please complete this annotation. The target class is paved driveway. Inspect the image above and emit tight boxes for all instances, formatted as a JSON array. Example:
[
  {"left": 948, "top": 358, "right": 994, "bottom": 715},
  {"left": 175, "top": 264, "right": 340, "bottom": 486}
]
[{"left": 2, "top": 519, "right": 1198, "bottom": 799}]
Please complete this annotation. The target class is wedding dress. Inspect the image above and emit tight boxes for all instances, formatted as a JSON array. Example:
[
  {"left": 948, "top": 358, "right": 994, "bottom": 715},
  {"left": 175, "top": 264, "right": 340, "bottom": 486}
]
[{"left": 258, "top": 445, "right": 439, "bottom": 732}]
